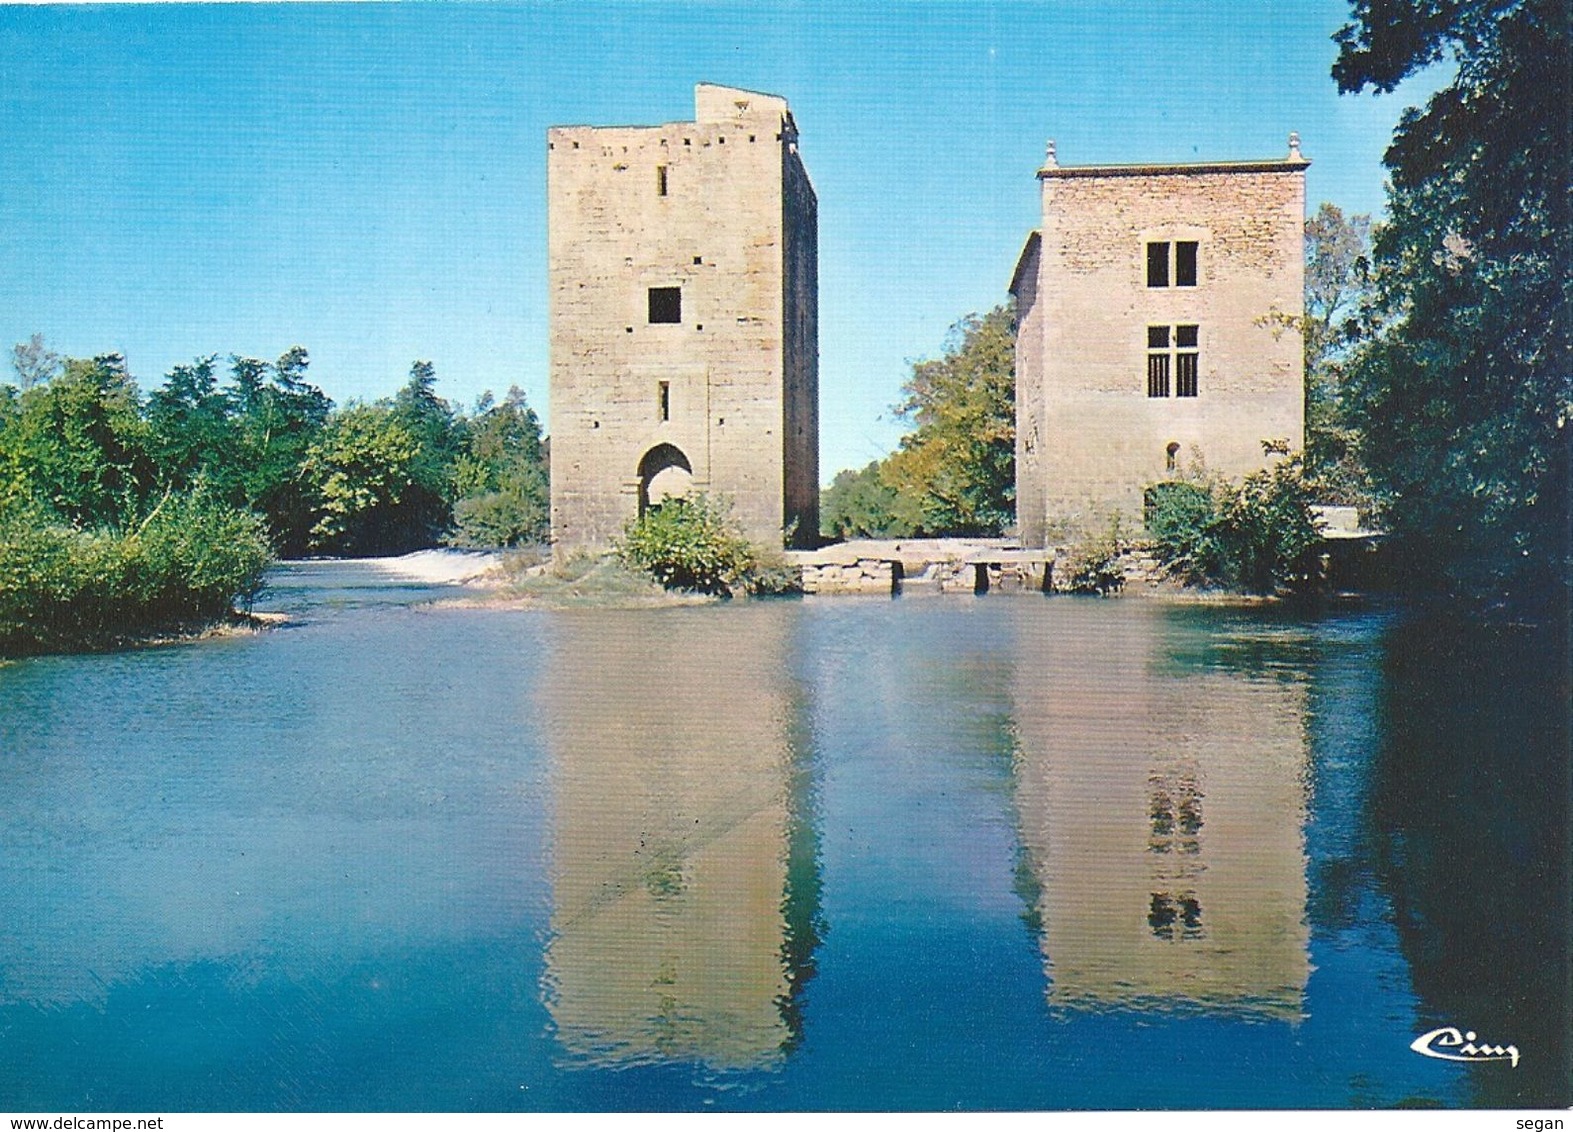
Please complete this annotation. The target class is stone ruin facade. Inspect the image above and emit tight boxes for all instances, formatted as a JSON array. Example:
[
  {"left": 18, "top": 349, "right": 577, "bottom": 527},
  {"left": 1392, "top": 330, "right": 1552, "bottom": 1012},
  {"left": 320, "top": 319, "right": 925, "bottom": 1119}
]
[
  {"left": 1011, "top": 139, "right": 1309, "bottom": 546},
  {"left": 547, "top": 83, "right": 818, "bottom": 551}
]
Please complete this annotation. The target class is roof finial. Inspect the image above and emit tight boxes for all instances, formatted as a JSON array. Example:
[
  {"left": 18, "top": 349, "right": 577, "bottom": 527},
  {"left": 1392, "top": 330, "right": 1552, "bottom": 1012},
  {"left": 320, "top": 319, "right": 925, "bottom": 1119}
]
[
  {"left": 1044, "top": 139, "right": 1058, "bottom": 169},
  {"left": 1288, "top": 131, "right": 1303, "bottom": 161}
]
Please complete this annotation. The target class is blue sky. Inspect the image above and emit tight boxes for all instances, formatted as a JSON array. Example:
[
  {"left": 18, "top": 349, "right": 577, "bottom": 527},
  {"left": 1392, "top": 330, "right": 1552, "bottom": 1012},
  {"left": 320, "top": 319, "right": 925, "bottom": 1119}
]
[{"left": 0, "top": 2, "right": 1438, "bottom": 480}]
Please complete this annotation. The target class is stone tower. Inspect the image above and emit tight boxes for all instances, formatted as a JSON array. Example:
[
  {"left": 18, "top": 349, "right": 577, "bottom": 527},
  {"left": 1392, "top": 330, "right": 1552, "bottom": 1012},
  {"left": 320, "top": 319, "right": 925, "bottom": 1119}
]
[
  {"left": 548, "top": 83, "right": 819, "bottom": 551},
  {"left": 1010, "top": 139, "right": 1308, "bottom": 545}
]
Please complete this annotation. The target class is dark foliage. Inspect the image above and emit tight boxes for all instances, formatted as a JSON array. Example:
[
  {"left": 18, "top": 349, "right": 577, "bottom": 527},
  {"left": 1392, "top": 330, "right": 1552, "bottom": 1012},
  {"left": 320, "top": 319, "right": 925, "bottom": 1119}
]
[{"left": 1334, "top": 0, "right": 1571, "bottom": 612}]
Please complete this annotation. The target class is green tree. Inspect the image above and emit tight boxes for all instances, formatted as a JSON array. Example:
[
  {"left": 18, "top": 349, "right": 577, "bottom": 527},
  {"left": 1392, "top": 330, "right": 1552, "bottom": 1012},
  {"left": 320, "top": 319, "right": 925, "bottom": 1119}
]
[
  {"left": 1305, "top": 203, "right": 1374, "bottom": 368},
  {"left": 0, "top": 354, "right": 152, "bottom": 526},
  {"left": 449, "top": 386, "right": 550, "bottom": 547},
  {"left": 1303, "top": 203, "right": 1376, "bottom": 507},
  {"left": 230, "top": 348, "right": 332, "bottom": 555},
  {"left": 390, "top": 360, "right": 463, "bottom": 545},
  {"left": 1333, "top": 0, "right": 1571, "bottom": 609},
  {"left": 11, "top": 334, "right": 62, "bottom": 391},
  {"left": 146, "top": 356, "right": 240, "bottom": 492},
  {"left": 819, "top": 460, "right": 914, "bottom": 540},
  {"left": 882, "top": 305, "right": 1016, "bottom": 536},
  {"left": 303, "top": 403, "right": 421, "bottom": 555}
]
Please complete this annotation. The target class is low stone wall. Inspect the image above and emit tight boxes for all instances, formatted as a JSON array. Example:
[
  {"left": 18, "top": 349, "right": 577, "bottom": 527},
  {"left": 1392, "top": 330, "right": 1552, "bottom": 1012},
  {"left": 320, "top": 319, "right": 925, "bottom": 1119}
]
[
  {"left": 1117, "top": 550, "right": 1166, "bottom": 588},
  {"left": 985, "top": 559, "right": 1053, "bottom": 592},
  {"left": 790, "top": 542, "right": 1056, "bottom": 596},
  {"left": 790, "top": 531, "right": 1385, "bottom": 599},
  {"left": 798, "top": 557, "right": 897, "bottom": 595}
]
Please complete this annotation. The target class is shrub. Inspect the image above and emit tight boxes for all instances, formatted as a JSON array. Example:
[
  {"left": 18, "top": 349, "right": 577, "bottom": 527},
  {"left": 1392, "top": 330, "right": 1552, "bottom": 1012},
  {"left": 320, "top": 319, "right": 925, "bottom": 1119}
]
[
  {"left": 1215, "top": 459, "right": 1324, "bottom": 594},
  {"left": 741, "top": 541, "right": 804, "bottom": 596},
  {"left": 1145, "top": 481, "right": 1227, "bottom": 583},
  {"left": 547, "top": 549, "right": 604, "bottom": 583},
  {"left": 132, "top": 489, "right": 272, "bottom": 617},
  {"left": 617, "top": 495, "right": 754, "bottom": 595},
  {"left": 1056, "top": 517, "right": 1127, "bottom": 596},
  {"left": 1144, "top": 456, "right": 1323, "bottom": 594},
  {"left": 616, "top": 494, "right": 799, "bottom": 597},
  {"left": 0, "top": 489, "right": 271, "bottom": 655},
  {"left": 447, "top": 485, "right": 549, "bottom": 549}
]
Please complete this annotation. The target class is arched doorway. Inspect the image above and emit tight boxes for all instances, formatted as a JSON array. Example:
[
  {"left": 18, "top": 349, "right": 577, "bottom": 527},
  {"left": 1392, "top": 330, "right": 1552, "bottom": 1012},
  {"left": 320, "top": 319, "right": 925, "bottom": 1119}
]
[{"left": 637, "top": 443, "right": 693, "bottom": 515}]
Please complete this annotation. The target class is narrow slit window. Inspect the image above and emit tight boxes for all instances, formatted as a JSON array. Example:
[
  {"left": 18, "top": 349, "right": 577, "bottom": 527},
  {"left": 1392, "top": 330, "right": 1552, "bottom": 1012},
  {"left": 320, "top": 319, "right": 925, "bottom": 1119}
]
[
  {"left": 648, "top": 286, "right": 682, "bottom": 324},
  {"left": 1146, "top": 242, "right": 1170, "bottom": 288},
  {"left": 1175, "top": 241, "right": 1198, "bottom": 287},
  {"left": 658, "top": 381, "right": 671, "bottom": 422},
  {"left": 656, "top": 165, "right": 668, "bottom": 196}
]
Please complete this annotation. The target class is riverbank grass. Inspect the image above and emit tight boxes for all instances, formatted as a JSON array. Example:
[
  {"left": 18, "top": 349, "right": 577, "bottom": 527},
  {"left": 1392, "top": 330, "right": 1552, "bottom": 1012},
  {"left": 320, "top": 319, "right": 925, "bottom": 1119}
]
[{"left": 482, "top": 550, "right": 710, "bottom": 608}]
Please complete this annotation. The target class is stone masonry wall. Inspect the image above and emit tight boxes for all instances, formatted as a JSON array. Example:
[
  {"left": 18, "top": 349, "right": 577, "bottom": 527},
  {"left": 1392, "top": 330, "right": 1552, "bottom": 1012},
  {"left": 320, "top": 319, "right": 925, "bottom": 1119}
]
[
  {"left": 548, "top": 85, "right": 818, "bottom": 551},
  {"left": 781, "top": 141, "right": 820, "bottom": 546},
  {"left": 1012, "top": 232, "right": 1048, "bottom": 548}
]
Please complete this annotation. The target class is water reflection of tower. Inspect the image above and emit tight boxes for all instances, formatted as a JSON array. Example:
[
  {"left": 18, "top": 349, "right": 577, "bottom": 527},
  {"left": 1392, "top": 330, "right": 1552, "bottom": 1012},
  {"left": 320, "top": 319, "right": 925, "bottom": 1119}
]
[
  {"left": 539, "top": 607, "right": 820, "bottom": 1071},
  {"left": 1011, "top": 606, "right": 1311, "bottom": 1019}
]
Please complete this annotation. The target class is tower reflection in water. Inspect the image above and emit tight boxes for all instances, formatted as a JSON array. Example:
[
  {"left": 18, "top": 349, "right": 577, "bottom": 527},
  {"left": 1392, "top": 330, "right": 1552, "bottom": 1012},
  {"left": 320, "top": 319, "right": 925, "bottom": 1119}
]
[
  {"left": 538, "top": 608, "right": 819, "bottom": 1071},
  {"left": 1012, "top": 605, "right": 1311, "bottom": 1020}
]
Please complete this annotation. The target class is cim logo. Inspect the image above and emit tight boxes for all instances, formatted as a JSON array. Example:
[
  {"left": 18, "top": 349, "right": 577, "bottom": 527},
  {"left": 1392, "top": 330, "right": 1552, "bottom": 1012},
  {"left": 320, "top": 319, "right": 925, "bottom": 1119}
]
[{"left": 1411, "top": 1026, "right": 1520, "bottom": 1068}]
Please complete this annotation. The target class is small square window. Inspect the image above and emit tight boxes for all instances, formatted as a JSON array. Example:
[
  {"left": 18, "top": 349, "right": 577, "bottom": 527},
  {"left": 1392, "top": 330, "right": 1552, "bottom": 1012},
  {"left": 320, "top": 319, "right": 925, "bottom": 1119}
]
[
  {"left": 1146, "top": 242, "right": 1170, "bottom": 288},
  {"left": 1176, "top": 241, "right": 1198, "bottom": 287},
  {"left": 648, "top": 287, "right": 682, "bottom": 324},
  {"left": 1176, "top": 324, "right": 1198, "bottom": 348},
  {"left": 1148, "top": 325, "right": 1171, "bottom": 348}
]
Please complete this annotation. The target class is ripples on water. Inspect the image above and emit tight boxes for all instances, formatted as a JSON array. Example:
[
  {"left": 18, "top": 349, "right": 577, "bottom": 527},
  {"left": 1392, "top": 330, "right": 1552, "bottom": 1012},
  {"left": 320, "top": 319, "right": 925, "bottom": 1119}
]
[{"left": 0, "top": 565, "right": 1564, "bottom": 1110}]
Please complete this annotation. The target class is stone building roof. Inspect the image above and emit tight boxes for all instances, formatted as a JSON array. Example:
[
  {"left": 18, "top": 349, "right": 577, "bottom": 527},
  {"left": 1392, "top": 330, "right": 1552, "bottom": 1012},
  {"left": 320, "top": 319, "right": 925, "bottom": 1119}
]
[{"left": 1034, "top": 134, "right": 1310, "bottom": 179}]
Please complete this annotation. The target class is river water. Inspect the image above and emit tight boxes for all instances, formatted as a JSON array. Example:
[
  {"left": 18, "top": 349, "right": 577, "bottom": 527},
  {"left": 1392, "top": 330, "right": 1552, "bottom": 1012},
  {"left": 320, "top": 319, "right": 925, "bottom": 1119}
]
[{"left": 0, "top": 562, "right": 1566, "bottom": 1111}]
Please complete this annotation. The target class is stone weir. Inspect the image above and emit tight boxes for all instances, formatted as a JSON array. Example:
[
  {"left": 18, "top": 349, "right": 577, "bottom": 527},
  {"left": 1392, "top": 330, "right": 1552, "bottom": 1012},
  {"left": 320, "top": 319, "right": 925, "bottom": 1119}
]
[{"left": 786, "top": 539, "right": 1055, "bottom": 596}]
